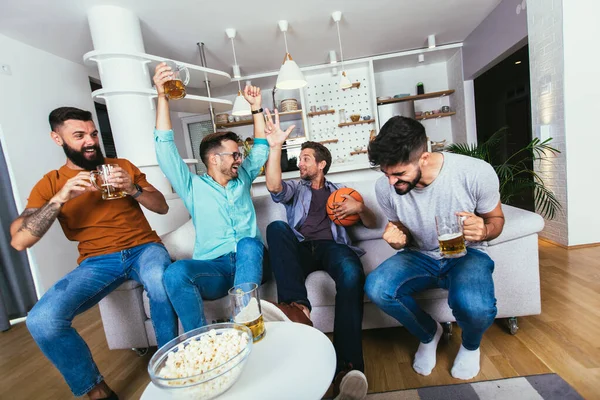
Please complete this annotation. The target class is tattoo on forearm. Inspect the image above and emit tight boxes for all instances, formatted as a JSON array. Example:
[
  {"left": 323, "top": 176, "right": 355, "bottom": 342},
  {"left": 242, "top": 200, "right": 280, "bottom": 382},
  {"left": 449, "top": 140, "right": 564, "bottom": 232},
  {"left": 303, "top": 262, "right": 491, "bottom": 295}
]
[{"left": 18, "top": 203, "right": 61, "bottom": 237}]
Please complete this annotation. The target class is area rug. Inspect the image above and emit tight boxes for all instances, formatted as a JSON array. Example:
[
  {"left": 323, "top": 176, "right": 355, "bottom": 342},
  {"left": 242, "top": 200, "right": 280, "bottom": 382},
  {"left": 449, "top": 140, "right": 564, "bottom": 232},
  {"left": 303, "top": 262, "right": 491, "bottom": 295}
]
[{"left": 365, "top": 374, "right": 583, "bottom": 400}]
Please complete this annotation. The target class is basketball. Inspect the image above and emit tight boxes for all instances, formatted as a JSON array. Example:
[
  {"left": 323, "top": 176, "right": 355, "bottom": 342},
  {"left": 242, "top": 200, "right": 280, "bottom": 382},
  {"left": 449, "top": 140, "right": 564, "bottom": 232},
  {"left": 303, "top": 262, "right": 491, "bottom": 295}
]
[{"left": 326, "top": 188, "right": 364, "bottom": 226}]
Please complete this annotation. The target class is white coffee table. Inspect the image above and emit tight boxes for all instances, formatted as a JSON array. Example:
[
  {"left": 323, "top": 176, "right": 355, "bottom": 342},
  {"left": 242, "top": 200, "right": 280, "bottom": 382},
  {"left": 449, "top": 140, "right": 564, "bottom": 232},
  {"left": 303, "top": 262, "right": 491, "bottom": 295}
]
[{"left": 141, "top": 321, "right": 337, "bottom": 400}]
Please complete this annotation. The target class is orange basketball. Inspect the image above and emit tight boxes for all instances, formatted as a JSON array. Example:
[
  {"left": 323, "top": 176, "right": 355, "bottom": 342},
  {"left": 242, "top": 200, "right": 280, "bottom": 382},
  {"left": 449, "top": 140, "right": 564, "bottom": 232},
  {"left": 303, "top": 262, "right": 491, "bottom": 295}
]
[{"left": 326, "top": 188, "right": 364, "bottom": 226}]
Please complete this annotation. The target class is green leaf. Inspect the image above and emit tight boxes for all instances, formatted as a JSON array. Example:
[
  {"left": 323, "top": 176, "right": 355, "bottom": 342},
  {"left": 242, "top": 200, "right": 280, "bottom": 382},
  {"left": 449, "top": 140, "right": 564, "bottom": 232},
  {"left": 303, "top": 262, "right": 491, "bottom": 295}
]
[{"left": 448, "top": 127, "right": 562, "bottom": 220}]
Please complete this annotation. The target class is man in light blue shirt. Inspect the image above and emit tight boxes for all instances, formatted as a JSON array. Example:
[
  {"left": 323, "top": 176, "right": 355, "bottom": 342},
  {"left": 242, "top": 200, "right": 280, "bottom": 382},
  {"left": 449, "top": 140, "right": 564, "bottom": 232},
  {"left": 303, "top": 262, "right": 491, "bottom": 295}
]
[{"left": 152, "top": 62, "right": 271, "bottom": 331}]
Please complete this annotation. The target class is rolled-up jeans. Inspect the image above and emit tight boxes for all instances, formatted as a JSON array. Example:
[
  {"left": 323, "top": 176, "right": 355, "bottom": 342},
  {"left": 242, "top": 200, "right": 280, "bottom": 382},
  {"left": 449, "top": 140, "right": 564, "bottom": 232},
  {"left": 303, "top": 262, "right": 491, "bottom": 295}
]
[
  {"left": 26, "top": 242, "right": 177, "bottom": 396},
  {"left": 365, "top": 248, "right": 497, "bottom": 350},
  {"left": 163, "top": 237, "right": 268, "bottom": 332}
]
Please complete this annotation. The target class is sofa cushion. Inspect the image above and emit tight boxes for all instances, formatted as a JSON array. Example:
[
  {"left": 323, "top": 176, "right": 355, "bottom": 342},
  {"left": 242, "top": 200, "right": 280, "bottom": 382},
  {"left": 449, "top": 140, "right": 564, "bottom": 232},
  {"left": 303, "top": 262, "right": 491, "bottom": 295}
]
[{"left": 161, "top": 219, "right": 195, "bottom": 260}]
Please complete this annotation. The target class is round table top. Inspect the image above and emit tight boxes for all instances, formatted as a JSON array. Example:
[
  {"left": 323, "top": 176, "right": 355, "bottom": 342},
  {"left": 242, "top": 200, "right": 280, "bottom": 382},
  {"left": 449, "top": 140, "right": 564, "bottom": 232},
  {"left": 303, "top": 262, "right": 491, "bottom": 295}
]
[{"left": 141, "top": 321, "right": 336, "bottom": 400}]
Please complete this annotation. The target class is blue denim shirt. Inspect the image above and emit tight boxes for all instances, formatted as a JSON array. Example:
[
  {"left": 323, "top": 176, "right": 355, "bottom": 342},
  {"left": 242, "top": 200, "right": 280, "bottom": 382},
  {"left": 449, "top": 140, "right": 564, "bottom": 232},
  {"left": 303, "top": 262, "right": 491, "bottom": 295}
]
[
  {"left": 154, "top": 129, "right": 269, "bottom": 260},
  {"left": 270, "top": 179, "right": 365, "bottom": 257}
]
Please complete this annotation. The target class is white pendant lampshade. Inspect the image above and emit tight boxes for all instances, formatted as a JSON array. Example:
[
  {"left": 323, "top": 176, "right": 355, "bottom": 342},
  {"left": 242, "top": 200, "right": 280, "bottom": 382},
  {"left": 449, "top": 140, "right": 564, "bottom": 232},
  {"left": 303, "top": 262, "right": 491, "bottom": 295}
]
[
  {"left": 226, "top": 28, "right": 251, "bottom": 116},
  {"left": 232, "top": 90, "right": 251, "bottom": 116},
  {"left": 275, "top": 20, "right": 307, "bottom": 90},
  {"left": 339, "top": 71, "right": 352, "bottom": 89},
  {"left": 276, "top": 53, "right": 307, "bottom": 90}
]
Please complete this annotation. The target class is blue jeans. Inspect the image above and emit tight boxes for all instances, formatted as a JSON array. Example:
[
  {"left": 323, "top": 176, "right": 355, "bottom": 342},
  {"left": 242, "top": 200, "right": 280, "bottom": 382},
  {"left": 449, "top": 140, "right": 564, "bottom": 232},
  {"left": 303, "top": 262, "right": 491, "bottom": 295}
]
[
  {"left": 163, "top": 237, "right": 268, "bottom": 332},
  {"left": 266, "top": 221, "right": 365, "bottom": 373},
  {"left": 26, "top": 242, "right": 177, "bottom": 396},
  {"left": 365, "top": 248, "right": 497, "bottom": 350}
]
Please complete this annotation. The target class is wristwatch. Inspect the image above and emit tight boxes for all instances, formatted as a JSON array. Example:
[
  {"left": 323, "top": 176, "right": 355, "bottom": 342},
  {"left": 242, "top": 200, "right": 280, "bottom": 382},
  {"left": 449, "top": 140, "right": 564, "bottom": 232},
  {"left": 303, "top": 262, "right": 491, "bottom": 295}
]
[
  {"left": 131, "top": 184, "right": 143, "bottom": 199},
  {"left": 251, "top": 107, "right": 264, "bottom": 115}
]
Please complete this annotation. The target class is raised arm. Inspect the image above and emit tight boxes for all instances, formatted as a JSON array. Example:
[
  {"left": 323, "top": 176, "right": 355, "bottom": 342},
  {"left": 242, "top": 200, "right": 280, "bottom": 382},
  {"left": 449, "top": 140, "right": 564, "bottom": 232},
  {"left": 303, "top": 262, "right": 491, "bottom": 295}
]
[
  {"left": 152, "top": 63, "right": 193, "bottom": 206},
  {"left": 263, "top": 109, "right": 295, "bottom": 193},
  {"left": 243, "top": 85, "right": 265, "bottom": 139},
  {"left": 10, "top": 172, "right": 93, "bottom": 250}
]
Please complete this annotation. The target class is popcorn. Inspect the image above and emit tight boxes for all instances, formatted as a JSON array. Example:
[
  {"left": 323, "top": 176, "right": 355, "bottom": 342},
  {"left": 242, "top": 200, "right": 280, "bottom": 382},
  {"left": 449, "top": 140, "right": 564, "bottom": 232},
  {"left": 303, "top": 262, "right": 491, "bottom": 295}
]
[{"left": 157, "top": 328, "right": 250, "bottom": 400}]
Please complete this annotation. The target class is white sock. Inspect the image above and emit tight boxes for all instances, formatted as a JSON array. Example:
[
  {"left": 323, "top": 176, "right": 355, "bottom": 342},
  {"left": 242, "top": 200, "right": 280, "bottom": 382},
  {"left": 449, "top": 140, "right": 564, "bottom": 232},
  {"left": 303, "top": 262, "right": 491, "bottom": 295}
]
[
  {"left": 451, "top": 344, "right": 481, "bottom": 380},
  {"left": 412, "top": 322, "right": 443, "bottom": 376}
]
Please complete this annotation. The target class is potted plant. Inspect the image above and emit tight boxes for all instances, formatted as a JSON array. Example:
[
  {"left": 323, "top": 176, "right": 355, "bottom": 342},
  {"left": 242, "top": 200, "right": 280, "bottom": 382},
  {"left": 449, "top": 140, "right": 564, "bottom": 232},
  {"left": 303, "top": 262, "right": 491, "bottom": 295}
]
[{"left": 445, "top": 128, "right": 561, "bottom": 220}]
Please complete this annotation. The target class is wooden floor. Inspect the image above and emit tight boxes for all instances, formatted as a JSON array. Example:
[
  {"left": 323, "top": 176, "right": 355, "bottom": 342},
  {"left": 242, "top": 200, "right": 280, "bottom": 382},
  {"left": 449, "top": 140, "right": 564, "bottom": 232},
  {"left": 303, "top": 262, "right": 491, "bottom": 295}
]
[{"left": 1, "top": 240, "right": 599, "bottom": 399}]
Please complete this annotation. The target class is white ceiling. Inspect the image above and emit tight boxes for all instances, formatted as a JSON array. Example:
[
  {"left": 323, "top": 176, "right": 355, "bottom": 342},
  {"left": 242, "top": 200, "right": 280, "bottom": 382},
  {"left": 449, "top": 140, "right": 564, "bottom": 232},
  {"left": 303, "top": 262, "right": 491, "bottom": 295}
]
[{"left": 0, "top": 0, "right": 501, "bottom": 78}]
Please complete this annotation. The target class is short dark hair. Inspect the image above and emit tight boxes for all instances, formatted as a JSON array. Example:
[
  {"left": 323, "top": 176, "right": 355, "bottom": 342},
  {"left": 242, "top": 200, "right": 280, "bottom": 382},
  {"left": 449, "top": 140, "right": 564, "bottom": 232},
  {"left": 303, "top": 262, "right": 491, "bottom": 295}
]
[
  {"left": 199, "top": 131, "right": 241, "bottom": 165},
  {"left": 301, "top": 141, "right": 332, "bottom": 175},
  {"left": 368, "top": 116, "right": 427, "bottom": 167},
  {"left": 49, "top": 107, "right": 93, "bottom": 132}
]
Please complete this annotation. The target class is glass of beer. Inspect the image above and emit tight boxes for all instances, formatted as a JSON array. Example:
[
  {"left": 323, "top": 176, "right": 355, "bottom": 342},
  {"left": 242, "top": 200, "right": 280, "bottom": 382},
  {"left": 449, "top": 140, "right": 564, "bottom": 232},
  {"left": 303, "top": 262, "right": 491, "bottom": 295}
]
[
  {"left": 435, "top": 215, "right": 467, "bottom": 258},
  {"left": 229, "top": 283, "right": 266, "bottom": 343},
  {"left": 163, "top": 60, "right": 190, "bottom": 100},
  {"left": 89, "top": 164, "right": 127, "bottom": 200}
]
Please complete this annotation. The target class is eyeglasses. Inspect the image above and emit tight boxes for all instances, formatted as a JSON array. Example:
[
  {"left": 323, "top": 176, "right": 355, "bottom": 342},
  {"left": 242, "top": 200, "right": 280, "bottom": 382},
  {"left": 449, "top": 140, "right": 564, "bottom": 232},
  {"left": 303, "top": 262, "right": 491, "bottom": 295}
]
[{"left": 215, "top": 152, "right": 243, "bottom": 161}]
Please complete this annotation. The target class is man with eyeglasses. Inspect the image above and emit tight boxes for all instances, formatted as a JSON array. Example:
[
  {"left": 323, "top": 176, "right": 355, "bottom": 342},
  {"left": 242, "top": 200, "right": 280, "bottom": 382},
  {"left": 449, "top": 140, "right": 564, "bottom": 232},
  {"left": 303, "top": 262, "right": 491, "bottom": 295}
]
[{"left": 152, "top": 63, "right": 282, "bottom": 331}]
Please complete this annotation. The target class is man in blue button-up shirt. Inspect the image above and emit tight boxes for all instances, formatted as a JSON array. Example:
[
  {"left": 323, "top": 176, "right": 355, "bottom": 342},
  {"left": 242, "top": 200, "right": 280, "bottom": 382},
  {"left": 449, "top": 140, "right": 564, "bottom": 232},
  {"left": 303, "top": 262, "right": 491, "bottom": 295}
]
[{"left": 152, "top": 62, "right": 275, "bottom": 331}]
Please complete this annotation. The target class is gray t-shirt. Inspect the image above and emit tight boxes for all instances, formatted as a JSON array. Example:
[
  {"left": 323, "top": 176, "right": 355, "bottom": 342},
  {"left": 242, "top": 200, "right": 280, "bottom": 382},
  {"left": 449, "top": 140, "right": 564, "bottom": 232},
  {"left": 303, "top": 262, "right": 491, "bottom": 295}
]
[{"left": 375, "top": 152, "right": 500, "bottom": 260}]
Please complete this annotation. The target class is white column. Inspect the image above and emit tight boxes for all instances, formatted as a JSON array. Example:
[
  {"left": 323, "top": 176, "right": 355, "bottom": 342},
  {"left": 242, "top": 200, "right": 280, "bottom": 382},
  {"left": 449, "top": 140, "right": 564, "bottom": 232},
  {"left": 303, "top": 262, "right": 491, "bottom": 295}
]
[{"left": 87, "top": 5, "right": 189, "bottom": 235}]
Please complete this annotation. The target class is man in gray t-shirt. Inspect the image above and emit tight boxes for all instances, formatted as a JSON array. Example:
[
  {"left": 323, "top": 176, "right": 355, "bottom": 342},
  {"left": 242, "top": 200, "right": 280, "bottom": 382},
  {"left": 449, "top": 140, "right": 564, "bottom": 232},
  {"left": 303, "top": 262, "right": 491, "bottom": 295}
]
[{"left": 365, "top": 116, "right": 505, "bottom": 381}]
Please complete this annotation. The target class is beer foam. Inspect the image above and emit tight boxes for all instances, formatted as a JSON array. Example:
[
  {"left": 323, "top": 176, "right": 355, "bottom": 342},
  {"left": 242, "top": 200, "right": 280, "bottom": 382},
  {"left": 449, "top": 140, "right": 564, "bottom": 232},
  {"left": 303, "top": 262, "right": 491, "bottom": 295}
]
[
  {"left": 233, "top": 297, "right": 261, "bottom": 324},
  {"left": 438, "top": 232, "right": 463, "bottom": 241}
]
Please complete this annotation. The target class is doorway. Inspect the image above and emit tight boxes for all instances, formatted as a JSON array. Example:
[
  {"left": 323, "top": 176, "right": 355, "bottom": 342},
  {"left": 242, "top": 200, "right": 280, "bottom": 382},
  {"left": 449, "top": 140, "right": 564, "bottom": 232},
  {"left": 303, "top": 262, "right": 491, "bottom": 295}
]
[{"left": 474, "top": 44, "right": 533, "bottom": 212}]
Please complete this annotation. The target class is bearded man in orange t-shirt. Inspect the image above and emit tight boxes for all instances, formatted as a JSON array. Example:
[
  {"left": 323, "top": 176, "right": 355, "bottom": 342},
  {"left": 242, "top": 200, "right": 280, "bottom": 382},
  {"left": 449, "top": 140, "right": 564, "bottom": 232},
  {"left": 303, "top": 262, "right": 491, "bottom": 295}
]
[{"left": 10, "top": 107, "right": 177, "bottom": 400}]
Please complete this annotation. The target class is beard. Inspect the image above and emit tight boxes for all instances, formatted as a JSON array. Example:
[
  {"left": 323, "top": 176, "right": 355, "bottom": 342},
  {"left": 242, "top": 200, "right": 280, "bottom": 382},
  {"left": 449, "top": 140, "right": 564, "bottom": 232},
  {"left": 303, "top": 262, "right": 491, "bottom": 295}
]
[
  {"left": 62, "top": 142, "right": 105, "bottom": 171},
  {"left": 300, "top": 167, "right": 317, "bottom": 181},
  {"left": 220, "top": 162, "right": 241, "bottom": 179},
  {"left": 393, "top": 168, "right": 422, "bottom": 195}
]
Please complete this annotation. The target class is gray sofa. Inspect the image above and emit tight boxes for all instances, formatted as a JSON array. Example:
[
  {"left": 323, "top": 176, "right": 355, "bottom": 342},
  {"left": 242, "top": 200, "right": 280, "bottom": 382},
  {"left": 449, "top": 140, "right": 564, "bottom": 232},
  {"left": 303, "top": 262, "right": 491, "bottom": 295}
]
[{"left": 98, "top": 180, "right": 544, "bottom": 349}]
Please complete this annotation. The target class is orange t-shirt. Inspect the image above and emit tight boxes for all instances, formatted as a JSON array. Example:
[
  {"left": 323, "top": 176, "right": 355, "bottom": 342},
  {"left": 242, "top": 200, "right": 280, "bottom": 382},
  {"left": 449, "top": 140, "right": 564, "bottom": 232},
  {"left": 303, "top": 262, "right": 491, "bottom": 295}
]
[{"left": 25, "top": 158, "right": 162, "bottom": 264}]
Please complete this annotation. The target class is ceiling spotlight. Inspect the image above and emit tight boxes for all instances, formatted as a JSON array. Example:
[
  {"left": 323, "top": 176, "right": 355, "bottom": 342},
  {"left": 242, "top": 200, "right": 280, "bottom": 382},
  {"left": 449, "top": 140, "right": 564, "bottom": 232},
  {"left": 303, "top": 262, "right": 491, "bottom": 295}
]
[
  {"left": 428, "top": 34, "right": 436, "bottom": 49},
  {"left": 418, "top": 54, "right": 425, "bottom": 63},
  {"left": 515, "top": 60, "right": 522, "bottom": 65}
]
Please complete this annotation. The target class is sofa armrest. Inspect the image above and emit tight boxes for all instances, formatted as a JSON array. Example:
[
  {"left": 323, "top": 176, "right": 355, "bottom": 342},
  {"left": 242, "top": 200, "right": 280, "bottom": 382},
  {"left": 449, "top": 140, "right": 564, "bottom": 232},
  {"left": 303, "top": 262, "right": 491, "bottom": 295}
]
[
  {"left": 488, "top": 204, "right": 545, "bottom": 246},
  {"left": 98, "top": 281, "right": 150, "bottom": 349}
]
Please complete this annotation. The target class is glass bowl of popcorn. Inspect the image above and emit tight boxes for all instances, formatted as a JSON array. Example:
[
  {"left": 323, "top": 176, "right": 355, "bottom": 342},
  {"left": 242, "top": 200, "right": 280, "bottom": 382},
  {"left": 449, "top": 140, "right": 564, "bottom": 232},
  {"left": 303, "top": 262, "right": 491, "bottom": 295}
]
[{"left": 148, "top": 323, "right": 253, "bottom": 400}]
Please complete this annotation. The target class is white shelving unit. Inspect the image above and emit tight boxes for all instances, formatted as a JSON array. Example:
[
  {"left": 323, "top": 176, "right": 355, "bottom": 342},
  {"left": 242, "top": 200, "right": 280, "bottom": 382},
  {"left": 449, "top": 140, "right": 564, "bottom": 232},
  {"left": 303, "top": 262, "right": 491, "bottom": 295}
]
[
  {"left": 83, "top": 50, "right": 232, "bottom": 87},
  {"left": 91, "top": 88, "right": 233, "bottom": 114},
  {"left": 84, "top": 50, "right": 233, "bottom": 114}
]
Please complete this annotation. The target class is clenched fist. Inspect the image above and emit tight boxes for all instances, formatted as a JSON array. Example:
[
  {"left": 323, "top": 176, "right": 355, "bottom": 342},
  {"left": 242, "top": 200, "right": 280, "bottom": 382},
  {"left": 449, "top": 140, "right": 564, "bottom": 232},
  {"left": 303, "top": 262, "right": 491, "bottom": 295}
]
[{"left": 383, "top": 221, "right": 407, "bottom": 250}]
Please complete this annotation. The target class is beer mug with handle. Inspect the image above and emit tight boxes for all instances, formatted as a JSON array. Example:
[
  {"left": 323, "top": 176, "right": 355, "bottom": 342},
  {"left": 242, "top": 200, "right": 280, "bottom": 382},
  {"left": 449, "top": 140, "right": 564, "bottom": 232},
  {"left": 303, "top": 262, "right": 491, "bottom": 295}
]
[
  {"left": 90, "top": 164, "right": 127, "bottom": 200},
  {"left": 163, "top": 60, "right": 190, "bottom": 100},
  {"left": 435, "top": 215, "right": 467, "bottom": 258},
  {"left": 229, "top": 283, "right": 266, "bottom": 343}
]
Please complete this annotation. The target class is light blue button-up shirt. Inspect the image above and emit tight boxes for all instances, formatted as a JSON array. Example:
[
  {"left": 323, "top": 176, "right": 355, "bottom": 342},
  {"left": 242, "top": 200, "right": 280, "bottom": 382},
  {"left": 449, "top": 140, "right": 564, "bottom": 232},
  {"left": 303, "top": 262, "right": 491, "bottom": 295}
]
[{"left": 154, "top": 129, "right": 269, "bottom": 260}]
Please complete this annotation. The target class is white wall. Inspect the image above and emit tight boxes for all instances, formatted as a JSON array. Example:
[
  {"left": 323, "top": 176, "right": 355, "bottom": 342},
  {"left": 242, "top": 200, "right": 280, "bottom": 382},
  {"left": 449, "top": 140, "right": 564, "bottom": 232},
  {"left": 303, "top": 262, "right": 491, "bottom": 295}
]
[
  {"left": 463, "top": 80, "right": 478, "bottom": 144},
  {"left": 562, "top": 0, "right": 600, "bottom": 246},
  {"left": 0, "top": 34, "right": 97, "bottom": 296},
  {"left": 527, "top": 0, "right": 569, "bottom": 246},
  {"left": 374, "top": 62, "right": 453, "bottom": 144},
  {"left": 463, "top": 0, "right": 528, "bottom": 79},
  {"left": 447, "top": 51, "right": 467, "bottom": 144}
]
